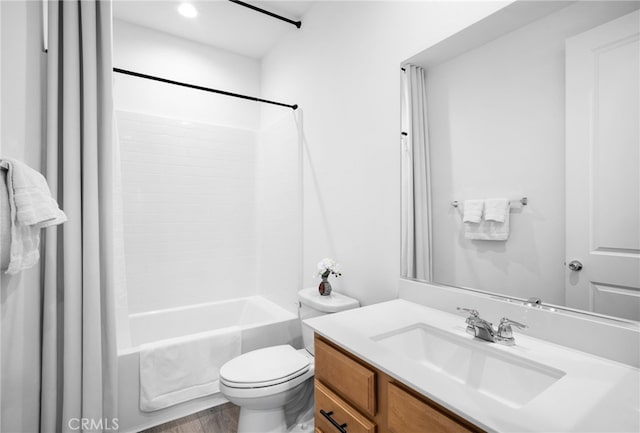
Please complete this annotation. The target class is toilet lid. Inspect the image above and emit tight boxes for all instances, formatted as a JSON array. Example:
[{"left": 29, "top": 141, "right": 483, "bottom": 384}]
[{"left": 220, "top": 345, "right": 311, "bottom": 388}]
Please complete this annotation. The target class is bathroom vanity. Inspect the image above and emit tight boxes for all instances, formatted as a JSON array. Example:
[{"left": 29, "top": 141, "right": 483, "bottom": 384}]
[
  {"left": 314, "top": 334, "right": 482, "bottom": 433},
  {"left": 306, "top": 299, "right": 640, "bottom": 433}
]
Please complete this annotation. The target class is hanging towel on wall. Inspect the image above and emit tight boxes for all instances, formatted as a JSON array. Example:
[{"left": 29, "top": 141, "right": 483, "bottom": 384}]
[
  {"left": 484, "top": 198, "right": 509, "bottom": 222},
  {"left": 462, "top": 200, "right": 484, "bottom": 223},
  {"left": 139, "top": 326, "right": 241, "bottom": 411},
  {"left": 0, "top": 168, "right": 10, "bottom": 271},
  {"left": 0, "top": 158, "right": 67, "bottom": 274},
  {"left": 464, "top": 202, "right": 510, "bottom": 241}
]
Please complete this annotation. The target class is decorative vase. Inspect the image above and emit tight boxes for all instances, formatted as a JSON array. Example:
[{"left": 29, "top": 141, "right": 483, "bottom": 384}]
[{"left": 318, "top": 275, "right": 332, "bottom": 296}]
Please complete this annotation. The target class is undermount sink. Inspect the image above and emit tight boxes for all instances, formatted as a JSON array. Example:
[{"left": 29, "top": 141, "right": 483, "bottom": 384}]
[{"left": 371, "top": 323, "right": 566, "bottom": 408}]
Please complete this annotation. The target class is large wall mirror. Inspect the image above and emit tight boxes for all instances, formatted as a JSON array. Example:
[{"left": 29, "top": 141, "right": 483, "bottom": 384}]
[{"left": 401, "top": 1, "right": 640, "bottom": 322}]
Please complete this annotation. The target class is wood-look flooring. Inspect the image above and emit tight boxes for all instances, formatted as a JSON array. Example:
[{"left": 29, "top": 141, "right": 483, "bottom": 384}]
[{"left": 142, "top": 403, "right": 240, "bottom": 433}]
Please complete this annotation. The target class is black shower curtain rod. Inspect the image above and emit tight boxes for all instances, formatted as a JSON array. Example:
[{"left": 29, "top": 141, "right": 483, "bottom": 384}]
[
  {"left": 228, "top": 0, "right": 302, "bottom": 29},
  {"left": 113, "top": 68, "right": 298, "bottom": 110}
]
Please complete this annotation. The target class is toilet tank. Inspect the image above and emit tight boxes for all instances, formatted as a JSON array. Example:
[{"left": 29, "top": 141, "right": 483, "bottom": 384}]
[{"left": 298, "top": 287, "right": 360, "bottom": 355}]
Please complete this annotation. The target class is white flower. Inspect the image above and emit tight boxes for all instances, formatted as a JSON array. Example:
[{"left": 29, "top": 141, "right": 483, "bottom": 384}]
[
  {"left": 316, "top": 257, "right": 342, "bottom": 278},
  {"left": 318, "top": 258, "right": 334, "bottom": 270}
]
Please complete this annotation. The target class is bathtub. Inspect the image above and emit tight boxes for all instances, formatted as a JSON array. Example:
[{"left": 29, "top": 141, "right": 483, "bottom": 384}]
[{"left": 117, "top": 296, "right": 300, "bottom": 433}]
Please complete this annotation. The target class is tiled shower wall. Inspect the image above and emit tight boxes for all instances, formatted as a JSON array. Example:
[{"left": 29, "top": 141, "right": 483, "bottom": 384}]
[{"left": 118, "top": 111, "right": 257, "bottom": 314}]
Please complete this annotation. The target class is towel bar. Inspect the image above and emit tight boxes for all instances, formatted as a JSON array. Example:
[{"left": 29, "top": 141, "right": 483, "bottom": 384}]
[{"left": 451, "top": 197, "right": 528, "bottom": 208}]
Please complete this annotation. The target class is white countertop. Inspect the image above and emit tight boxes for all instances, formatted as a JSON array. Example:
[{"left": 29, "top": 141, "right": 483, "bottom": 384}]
[{"left": 305, "top": 299, "right": 640, "bottom": 433}]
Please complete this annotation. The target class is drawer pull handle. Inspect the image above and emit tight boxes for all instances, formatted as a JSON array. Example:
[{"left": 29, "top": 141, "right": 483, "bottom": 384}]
[{"left": 320, "top": 409, "right": 348, "bottom": 433}]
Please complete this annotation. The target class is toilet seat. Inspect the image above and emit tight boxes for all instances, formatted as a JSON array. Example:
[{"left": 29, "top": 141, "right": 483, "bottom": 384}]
[{"left": 220, "top": 345, "right": 311, "bottom": 389}]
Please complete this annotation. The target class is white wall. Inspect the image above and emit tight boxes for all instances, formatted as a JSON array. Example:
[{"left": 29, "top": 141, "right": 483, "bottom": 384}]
[
  {"left": 118, "top": 111, "right": 259, "bottom": 314},
  {"left": 113, "top": 20, "right": 265, "bottom": 315},
  {"left": 260, "top": 1, "right": 511, "bottom": 306},
  {"left": 426, "top": 5, "right": 566, "bottom": 304},
  {"left": 424, "top": 2, "right": 639, "bottom": 305},
  {"left": 255, "top": 112, "right": 302, "bottom": 312},
  {"left": 0, "top": 1, "right": 44, "bottom": 432},
  {"left": 113, "top": 19, "right": 261, "bottom": 129}
]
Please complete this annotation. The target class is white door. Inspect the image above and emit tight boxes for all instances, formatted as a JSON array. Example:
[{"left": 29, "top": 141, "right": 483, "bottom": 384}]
[{"left": 565, "top": 9, "right": 640, "bottom": 321}]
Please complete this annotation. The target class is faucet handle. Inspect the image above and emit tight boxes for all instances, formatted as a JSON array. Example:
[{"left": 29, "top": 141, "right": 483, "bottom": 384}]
[
  {"left": 501, "top": 318, "right": 528, "bottom": 329},
  {"left": 458, "top": 307, "right": 481, "bottom": 337},
  {"left": 497, "top": 317, "right": 528, "bottom": 339},
  {"left": 456, "top": 307, "right": 479, "bottom": 317}
]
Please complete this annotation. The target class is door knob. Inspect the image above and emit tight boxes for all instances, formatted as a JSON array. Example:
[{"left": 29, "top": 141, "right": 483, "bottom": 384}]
[{"left": 568, "top": 260, "right": 583, "bottom": 271}]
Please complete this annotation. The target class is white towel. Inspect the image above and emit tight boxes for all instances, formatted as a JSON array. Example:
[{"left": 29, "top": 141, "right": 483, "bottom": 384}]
[
  {"left": 1, "top": 169, "right": 10, "bottom": 271},
  {"left": 0, "top": 158, "right": 67, "bottom": 275},
  {"left": 139, "top": 326, "right": 241, "bottom": 412},
  {"left": 465, "top": 208, "right": 510, "bottom": 241},
  {"left": 484, "top": 198, "right": 510, "bottom": 222},
  {"left": 462, "top": 200, "right": 484, "bottom": 223}
]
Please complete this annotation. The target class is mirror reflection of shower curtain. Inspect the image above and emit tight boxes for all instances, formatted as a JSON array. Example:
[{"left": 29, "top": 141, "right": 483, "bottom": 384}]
[{"left": 401, "top": 65, "right": 432, "bottom": 280}]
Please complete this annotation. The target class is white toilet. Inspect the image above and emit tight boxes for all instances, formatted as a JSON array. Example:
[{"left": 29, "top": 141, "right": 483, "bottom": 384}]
[{"left": 219, "top": 287, "right": 360, "bottom": 433}]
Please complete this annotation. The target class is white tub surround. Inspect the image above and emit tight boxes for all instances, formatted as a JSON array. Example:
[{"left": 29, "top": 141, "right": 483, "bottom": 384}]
[
  {"left": 305, "top": 299, "right": 640, "bottom": 433},
  {"left": 117, "top": 296, "right": 300, "bottom": 433}
]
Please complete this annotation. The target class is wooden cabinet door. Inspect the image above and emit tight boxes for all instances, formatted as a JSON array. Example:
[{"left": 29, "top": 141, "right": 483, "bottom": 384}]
[
  {"left": 387, "top": 382, "right": 477, "bottom": 433},
  {"left": 315, "top": 380, "right": 376, "bottom": 433},
  {"left": 315, "top": 337, "right": 376, "bottom": 416}
]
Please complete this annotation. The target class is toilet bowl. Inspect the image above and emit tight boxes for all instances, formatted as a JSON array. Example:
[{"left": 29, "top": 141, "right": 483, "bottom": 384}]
[
  {"left": 219, "top": 288, "right": 360, "bottom": 433},
  {"left": 220, "top": 346, "right": 314, "bottom": 433}
]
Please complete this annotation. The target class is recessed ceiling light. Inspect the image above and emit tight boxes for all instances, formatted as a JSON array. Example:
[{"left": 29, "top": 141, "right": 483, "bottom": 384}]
[{"left": 178, "top": 3, "right": 198, "bottom": 18}]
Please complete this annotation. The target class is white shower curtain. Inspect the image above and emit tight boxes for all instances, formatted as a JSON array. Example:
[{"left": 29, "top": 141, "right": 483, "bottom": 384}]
[
  {"left": 401, "top": 65, "right": 432, "bottom": 281},
  {"left": 41, "top": 1, "right": 120, "bottom": 431}
]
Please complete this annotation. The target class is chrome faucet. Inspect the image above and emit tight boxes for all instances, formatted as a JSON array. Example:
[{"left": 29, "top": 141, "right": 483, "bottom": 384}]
[{"left": 457, "top": 307, "right": 528, "bottom": 346}]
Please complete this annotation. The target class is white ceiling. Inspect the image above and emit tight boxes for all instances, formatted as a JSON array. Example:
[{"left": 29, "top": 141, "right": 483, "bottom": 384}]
[{"left": 112, "top": 0, "right": 315, "bottom": 59}]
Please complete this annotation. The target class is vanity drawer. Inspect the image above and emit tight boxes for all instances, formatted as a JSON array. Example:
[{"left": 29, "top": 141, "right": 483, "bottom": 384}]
[
  {"left": 388, "top": 382, "right": 479, "bottom": 433},
  {"left": 315, "top": 380, "right": 376, "bottom": 433},
  {"left": 314, "top": 336, "right": 376, "bottom": 416}
]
